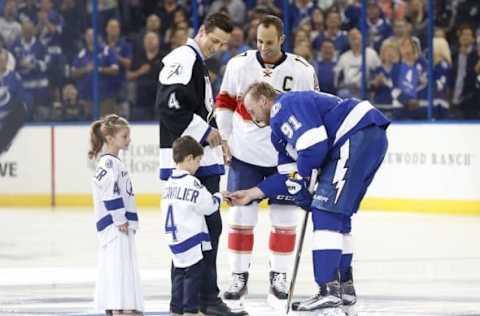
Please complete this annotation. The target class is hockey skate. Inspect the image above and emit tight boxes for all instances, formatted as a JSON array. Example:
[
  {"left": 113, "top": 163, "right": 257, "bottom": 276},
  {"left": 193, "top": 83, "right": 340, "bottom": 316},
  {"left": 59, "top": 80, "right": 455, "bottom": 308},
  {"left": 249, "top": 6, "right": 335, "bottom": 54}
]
[
  {"left": 223, "top": 272, "right": 249, "bottom": 312},
  {"left": 267, "top": 271, "right": 288, "bottom": 310},
  {"left": 341, "top": 268, "right": 357, "bottom": 306},
  {"left": 291, "top": 280, "right": 344, "bottom": 313}
]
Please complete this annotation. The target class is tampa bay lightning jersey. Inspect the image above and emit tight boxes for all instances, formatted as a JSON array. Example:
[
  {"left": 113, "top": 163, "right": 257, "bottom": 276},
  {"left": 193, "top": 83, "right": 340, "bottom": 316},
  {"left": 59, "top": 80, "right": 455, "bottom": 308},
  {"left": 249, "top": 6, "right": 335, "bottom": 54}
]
[
  {"left": 0, "top": 70, "right": 26, "bottom": 114},
  {"left": 270, "top": 91, "right": 390, "bottom": 178}
]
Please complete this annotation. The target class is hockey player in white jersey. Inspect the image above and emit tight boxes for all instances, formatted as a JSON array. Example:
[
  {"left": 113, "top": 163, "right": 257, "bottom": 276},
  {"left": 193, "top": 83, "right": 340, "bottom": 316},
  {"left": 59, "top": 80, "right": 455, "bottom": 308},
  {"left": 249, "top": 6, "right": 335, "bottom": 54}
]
[
  {"left": 162, "top": 136, "right": 230, "bottom": 316},
  {"left": 215, "top": 15, "right": 319, "bottom": 306},
  {"left": 89, "top": 114, "right": 144, "bottom": 316}
]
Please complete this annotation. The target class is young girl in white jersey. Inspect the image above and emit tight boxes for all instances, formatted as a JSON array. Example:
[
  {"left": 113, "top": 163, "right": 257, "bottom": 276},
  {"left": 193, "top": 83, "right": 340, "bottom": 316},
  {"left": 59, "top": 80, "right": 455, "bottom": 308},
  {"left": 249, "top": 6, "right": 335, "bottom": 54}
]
[{"left": 89, "top": 114, "right": 144, "bottom": 316}]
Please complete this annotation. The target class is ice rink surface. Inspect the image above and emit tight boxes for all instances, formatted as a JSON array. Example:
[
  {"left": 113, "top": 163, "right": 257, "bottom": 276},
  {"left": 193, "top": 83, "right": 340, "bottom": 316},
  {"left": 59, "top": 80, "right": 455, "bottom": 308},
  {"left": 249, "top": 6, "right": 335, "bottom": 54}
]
[{"left": 1, "top": 207, "right": 480, "bottom": 316}]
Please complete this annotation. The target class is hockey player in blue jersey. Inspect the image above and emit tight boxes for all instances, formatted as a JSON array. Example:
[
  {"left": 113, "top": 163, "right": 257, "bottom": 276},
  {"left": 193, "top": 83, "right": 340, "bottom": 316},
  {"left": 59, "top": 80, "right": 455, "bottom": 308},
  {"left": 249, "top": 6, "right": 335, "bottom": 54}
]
[{"left": 228, "top": 82, "right": 390, "bottom": 312}]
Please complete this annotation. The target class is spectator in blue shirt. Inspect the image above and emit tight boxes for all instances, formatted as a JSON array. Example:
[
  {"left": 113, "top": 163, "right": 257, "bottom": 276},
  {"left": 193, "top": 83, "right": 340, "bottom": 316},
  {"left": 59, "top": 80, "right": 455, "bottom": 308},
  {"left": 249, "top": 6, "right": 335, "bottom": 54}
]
[
  {"left": 312, "top": 11, "right": 349, "bottom": 56},
  {"left": 391, "top": 37, "right": 426, "bottom": 119},
  {"left": 12, "top": 19, "right": 49, "bottom": 121},
  {"left": 105, "top": 18, "right": 132, "bottom": 116},
  {"left": 315, "top": 39, "right": 337, "bottom": 95},
  {"left": 289, "top": 0, "right": 315, "bottom": 31},
  {"left": 71, "top": 28, "right": 119, "bottom": 118},
  {"left": 371, "top": 41, "right": 400, "bottom": 107},
  {"left": 37, "top": 0, "right": 65, "bottom": 101},
  {"left": 367, "top": 1, "right": 393, "bottom": 52}
]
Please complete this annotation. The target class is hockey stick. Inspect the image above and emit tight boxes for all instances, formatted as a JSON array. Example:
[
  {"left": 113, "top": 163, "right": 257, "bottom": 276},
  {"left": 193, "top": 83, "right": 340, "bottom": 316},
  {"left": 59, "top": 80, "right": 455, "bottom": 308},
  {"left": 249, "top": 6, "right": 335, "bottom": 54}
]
[{"left": 286, "top": 169, "right": 319, "bottom": 314}]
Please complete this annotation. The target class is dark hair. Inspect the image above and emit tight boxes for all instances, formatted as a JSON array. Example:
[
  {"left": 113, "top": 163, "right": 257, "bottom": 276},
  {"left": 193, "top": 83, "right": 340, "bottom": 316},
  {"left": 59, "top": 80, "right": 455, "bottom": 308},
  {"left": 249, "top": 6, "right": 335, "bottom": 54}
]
[
  {"left": 321, "top": 38, "right": 335, "bottom": 47},
  {"left": 204, "top": 13, "right": 233, "bottom": 34},
  {"left": 457, "top": 23, "right": 474, "bottom": 35},
  {"left": 258, "top": 15, "right": 284, "bottom": 37},
  {"left": 172, "top": 136, "right": 204, "bottom": 163},
  {"left": 244, "top": 81, "right": 279, "bottom": 102}
]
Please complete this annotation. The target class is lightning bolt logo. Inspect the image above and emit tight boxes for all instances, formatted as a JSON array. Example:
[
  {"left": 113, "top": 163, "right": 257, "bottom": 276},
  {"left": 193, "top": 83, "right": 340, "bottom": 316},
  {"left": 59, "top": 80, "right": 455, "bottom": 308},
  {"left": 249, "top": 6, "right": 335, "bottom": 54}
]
[{"left": 333, "top": 140, "right": 349, "bottom": 204}]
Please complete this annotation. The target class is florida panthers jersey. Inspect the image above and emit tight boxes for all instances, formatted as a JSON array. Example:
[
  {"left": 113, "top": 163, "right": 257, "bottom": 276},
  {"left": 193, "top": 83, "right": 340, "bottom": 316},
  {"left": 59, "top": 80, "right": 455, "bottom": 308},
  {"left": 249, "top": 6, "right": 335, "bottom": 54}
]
[
  {"left": 216, "top": 50, "right": 318, "bottom": 167},
  {"left": 270, "top": 91, "right": 390, "bottom": 178},
  {"left": 92, "top": 154, "right": 138, "bottom": 234},
  {"left": 161, "top": 169, "right": 223, "bottom": 268}
]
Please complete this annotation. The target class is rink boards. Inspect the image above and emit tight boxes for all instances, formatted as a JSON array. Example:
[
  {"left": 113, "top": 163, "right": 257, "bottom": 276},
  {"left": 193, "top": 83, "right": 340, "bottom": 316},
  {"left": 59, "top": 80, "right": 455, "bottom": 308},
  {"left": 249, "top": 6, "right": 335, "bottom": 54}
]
[{"left": 0, "top": 123, "right": 479, "bottom": 214}]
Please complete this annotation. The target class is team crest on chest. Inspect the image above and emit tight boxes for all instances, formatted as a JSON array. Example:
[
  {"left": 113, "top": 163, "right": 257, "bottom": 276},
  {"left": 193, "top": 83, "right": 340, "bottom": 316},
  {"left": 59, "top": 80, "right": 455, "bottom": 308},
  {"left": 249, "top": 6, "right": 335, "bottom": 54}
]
[{"left": 263, "top": 67, "right": 273, "bottom": 77}]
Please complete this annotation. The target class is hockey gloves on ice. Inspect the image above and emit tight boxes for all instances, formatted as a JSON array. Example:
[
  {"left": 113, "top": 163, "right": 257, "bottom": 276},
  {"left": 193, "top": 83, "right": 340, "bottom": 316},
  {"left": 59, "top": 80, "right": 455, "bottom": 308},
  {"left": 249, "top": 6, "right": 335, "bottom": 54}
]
[{"left": 286, "top": 172, "right": 312, "bottom": 211}]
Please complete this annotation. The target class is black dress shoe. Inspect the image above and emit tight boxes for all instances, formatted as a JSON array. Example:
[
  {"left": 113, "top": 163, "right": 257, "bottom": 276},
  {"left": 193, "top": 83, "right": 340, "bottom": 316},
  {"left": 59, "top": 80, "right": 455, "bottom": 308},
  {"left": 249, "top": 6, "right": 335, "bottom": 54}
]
[{"left": 200, "top": 301, "right": 249, "bottom": 316}]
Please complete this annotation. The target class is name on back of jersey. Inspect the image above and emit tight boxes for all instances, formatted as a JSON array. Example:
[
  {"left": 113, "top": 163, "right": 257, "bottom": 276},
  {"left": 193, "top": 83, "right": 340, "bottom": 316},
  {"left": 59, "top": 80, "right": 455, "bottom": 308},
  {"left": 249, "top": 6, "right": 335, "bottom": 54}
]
[{"left": 164, "top": 185, "right": 200, "bottom": 203}]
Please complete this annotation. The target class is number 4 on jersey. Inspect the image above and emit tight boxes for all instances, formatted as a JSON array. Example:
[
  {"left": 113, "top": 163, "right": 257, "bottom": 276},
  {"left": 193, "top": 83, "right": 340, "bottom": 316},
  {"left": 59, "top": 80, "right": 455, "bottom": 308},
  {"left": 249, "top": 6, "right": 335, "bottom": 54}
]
[
  {"left": 168, "top": 92, "right": 180, "bottom": 109},
  {"left": 165, "top": 205, "right": 177, "bottom": 241}
]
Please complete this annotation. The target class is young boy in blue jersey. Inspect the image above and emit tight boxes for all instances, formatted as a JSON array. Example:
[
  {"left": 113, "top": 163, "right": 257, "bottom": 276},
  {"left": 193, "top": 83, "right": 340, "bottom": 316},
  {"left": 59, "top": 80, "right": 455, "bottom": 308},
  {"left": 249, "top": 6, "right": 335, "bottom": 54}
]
[{"left": 228, "top": 82, "right": 390, "bottom": 313}]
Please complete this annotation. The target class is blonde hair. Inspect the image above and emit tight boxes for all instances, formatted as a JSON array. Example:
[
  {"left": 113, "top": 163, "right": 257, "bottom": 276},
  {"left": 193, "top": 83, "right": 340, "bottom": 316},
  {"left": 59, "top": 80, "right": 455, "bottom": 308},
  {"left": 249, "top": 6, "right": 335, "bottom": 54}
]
[
  {"left": 433, "top": 37, "right": 452, "bottom": 65},
  {"left": 244, "top": 81, "right": 279, "bottom": 102},
  {"left": 380, "top": 41, "right": 400, "bottom": 64},
  {"left": 88, "top": 114, "right": 129, "bottom": 160}
]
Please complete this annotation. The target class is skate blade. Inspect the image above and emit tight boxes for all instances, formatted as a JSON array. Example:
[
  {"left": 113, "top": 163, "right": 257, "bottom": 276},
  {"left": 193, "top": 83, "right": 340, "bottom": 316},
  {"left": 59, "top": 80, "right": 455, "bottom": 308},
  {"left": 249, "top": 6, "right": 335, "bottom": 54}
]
[
  {"left": 267, "top": 293, "right": 287, "bottom": 311},
  {"left": 342, "top": 304, "right": 358, "bottom": 316}
]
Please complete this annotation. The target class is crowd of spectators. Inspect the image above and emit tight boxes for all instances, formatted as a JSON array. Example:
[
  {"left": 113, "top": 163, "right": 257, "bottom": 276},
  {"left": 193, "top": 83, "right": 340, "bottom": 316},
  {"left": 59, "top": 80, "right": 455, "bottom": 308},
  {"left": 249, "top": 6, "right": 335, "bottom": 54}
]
[{"left": 0, "top": 0, "right": 479, "bottom": 122}]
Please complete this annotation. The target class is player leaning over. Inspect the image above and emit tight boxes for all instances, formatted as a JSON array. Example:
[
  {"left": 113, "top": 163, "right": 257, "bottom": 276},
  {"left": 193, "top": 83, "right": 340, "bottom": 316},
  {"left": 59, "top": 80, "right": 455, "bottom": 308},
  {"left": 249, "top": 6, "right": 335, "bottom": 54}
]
[
  {"left": 215, "top": 14, "right": 319, "bottom": 305},
  {"left": 229, "top": 82, "right": 389, "bottom": 313}
]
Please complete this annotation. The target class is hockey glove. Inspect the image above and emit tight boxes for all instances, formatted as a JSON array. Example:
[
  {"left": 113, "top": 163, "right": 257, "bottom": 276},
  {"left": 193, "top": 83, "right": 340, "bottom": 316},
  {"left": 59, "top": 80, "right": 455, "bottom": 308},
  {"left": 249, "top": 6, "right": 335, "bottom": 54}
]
[{"left": 286, "top": 172, "right": 312, "bottom": 211}]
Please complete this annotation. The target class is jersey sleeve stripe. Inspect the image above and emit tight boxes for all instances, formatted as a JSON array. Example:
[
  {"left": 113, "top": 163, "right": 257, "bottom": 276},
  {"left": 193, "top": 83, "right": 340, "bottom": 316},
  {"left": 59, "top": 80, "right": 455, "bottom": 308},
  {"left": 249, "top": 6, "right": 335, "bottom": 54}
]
[
  {"left": 96, "top": 211, "right": 138, "bottom": 231},
  {"left": 334, "top": 101, "right": 374, "bottom": 145},
  {"left": 215, "top": 93, "right": 237, "bottom": 111},
  {"left": 212, "top": 195, "right": 221, "bottom": 207},
  {"left": 169, "top": 232, "right": 210, "bottom": 254},
  {"left": 103, "top": 198, "right": 125, "bottom": 211},
  {"left": 236, "top": 102, "right": 252, "bottom": 121},
  {"left": 181, "top": 114, "right": 210, "bottom": 143},
  {"left": 295, "top": 127, "right": 328, "bottom": 151},
  {"left": 278, "top": 162, "right": 297, "bottom": 174}
]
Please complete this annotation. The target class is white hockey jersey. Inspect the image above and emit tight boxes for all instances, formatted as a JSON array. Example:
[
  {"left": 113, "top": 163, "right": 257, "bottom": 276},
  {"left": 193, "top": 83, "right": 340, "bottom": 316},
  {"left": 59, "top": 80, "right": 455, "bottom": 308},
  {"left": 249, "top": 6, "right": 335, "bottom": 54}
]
[
  {"left": 161, "top": 169, "right": 222, "bottom": 268},
  {"left": 92, "top": 154, "right": 138, "bottom": 236},
  {"left": 215, "top": 50, "right": 318, "bottom": 167}
]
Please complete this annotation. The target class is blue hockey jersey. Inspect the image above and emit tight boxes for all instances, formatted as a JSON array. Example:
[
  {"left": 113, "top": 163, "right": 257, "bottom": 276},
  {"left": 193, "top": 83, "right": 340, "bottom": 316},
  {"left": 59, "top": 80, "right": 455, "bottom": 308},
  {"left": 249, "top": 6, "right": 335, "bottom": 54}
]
[
  {"left": 270, "top": 91, "right": 390, "bottom": 178},
  {"left": 0, "top": 69, "right": 27, "bottom": 153}
]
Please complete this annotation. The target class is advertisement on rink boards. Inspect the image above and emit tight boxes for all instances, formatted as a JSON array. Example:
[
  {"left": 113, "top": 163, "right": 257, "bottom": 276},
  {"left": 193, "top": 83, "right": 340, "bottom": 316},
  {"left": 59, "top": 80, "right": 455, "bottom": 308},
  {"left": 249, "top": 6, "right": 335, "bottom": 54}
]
[
  {"left": 54, "top": 124, "right": 161, "bottom": 195},
  {"left": 0, "top": 126, "right": 51, "bottom": 195},
  {"left": 368, "top": 124, "right": 480, "bottom": 200},
  {"left": 0, "top": 123, "right": 479, "bottom": 212}
]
